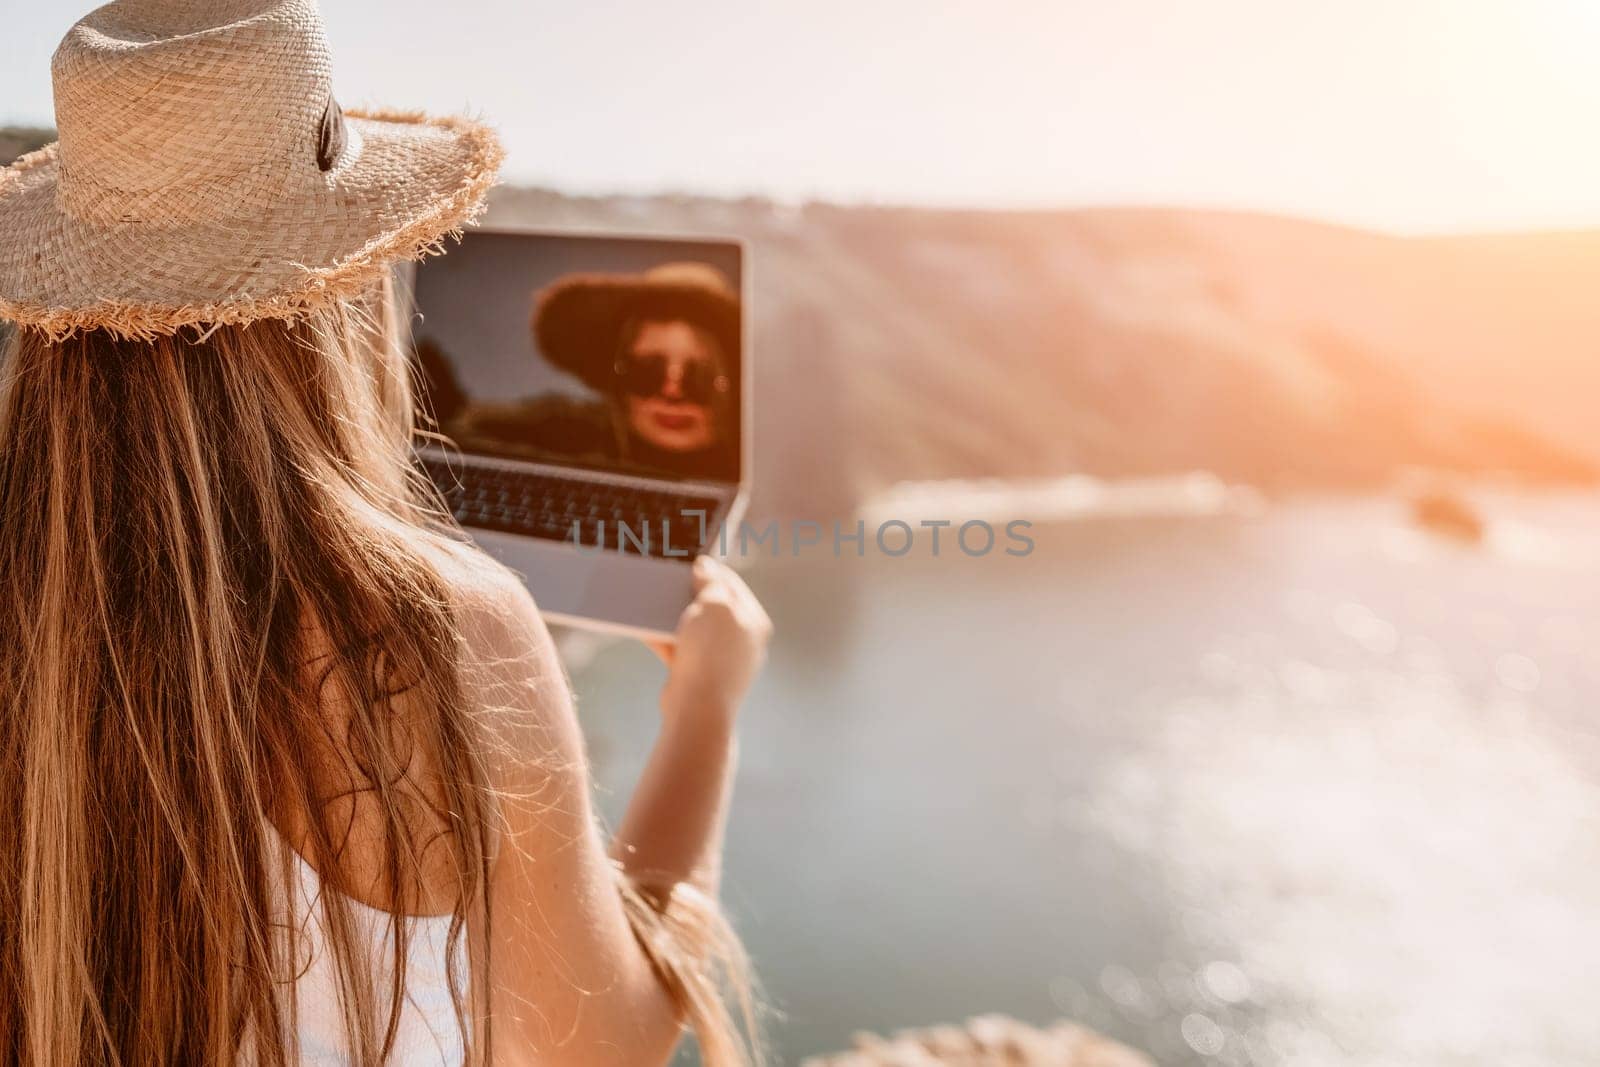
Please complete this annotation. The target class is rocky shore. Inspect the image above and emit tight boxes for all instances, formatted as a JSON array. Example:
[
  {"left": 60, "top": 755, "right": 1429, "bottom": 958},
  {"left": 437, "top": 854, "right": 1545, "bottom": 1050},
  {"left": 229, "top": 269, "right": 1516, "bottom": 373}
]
[{"left": 802, "top": 1014, "right": 1153, "bottom": 1067}]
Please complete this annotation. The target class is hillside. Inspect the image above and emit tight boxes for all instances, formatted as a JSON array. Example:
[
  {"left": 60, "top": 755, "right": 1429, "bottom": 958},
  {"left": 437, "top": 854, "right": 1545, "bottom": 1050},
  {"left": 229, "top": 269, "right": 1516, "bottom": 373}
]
[
  {"left": 6, "top": 126, "right": 1597, "bottom": 520},
  {"left": 0, "top": 127, "right": 51, "bottom": 164},
  {"left": 484, "top": 188, "right": 1600, "bottom": 519}
]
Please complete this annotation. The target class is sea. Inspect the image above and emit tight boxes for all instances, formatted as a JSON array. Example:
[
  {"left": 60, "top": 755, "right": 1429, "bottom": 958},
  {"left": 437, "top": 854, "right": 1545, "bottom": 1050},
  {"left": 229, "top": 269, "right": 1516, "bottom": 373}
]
[{"left": 564, "top": 488, "right": 1600, "bottom": 1066}]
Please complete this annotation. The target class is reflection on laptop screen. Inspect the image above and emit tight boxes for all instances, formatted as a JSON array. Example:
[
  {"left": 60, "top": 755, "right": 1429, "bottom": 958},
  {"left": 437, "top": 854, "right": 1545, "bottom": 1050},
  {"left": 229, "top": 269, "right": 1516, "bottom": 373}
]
[{"left": 410, "top": 230, "right": 743, "bottom": 484}]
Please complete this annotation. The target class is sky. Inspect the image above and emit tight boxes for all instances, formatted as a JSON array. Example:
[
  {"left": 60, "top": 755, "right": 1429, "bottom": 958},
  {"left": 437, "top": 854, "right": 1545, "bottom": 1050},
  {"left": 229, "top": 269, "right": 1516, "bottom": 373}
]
[{"left": 4, "top": 1, "right": 1600, "bottom": 234}]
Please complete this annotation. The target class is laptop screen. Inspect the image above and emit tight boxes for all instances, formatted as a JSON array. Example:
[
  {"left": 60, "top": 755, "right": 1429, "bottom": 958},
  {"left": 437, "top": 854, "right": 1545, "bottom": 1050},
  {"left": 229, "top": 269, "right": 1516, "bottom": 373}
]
[{"left": 409, "top": 230, "right": 743, "bottom": 484}]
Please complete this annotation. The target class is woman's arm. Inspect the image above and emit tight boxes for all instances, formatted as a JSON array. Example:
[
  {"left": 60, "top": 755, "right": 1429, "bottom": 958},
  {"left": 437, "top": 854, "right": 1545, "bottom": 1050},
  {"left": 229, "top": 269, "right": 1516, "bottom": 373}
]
[
  {"left": 609, "top": 695, "right": 738, "bottom": 894},
  {"left": 613, "top": 556, "right": 771, "bottom": 893},
  {"left": 455, "top": 554, "right": 767, "bottom": 1067}
]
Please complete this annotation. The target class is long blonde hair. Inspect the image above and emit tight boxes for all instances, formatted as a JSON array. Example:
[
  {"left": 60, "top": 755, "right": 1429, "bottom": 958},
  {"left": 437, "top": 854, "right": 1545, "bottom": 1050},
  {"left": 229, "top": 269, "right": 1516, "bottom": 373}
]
[
  {"left": 0, "top": 279, "right": 491, "bottom": 1064},
  {"left": 0, "top": 280, "right": 757, "bottom": 1065}
]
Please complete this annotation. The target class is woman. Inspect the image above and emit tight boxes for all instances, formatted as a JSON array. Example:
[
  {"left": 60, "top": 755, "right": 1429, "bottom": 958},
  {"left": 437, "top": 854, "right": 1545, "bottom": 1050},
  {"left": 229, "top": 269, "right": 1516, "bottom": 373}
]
[
  {"left": 533, "top": 263, "right": 742, "bottom": 481},
  {"left": 0, "top": 3, "right": 768, "bottom": 1065}
]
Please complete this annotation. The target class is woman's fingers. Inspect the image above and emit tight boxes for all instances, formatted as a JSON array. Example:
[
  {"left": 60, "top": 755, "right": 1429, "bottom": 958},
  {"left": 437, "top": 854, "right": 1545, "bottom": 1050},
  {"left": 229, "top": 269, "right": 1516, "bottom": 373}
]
[
  {"left": 691, "top": 555, "right": 770, "bottom": 633},
  {"left": 654, "top": 554, "right": 773, "bottom": 723},
  {"left": 645, "top": 557, "right": 723, "bottom": 661},
  {"left": 690, "top": 553, "right": 716, "bottom": 593}
]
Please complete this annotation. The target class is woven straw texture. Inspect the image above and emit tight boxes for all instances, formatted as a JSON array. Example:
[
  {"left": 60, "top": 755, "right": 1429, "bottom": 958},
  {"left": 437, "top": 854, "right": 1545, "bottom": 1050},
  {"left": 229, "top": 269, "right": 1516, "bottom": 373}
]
[{"left": 0, "top": 0, "right": 503, "bottom": 341}]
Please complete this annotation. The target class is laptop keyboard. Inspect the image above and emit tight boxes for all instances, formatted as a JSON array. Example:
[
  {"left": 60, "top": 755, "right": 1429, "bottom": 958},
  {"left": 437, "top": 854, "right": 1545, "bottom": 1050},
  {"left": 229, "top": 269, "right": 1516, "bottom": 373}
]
[{"left": 421, "top": 457, "right": 719, "bottom": 561}]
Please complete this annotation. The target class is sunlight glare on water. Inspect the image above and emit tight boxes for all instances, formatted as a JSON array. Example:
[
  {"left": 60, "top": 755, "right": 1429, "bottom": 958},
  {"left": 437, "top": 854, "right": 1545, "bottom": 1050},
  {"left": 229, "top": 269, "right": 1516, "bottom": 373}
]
[
  {"left": 575, "top": 493, "right": 1600, "bottom": 1065},
  {"left": 1087, "top": 590, "right": 1600, "bottom": 1065}
]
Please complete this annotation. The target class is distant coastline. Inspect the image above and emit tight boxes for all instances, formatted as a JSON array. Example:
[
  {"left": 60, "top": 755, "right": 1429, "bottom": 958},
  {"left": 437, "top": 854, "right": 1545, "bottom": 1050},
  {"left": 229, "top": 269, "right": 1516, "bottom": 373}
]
[{"left": 859, "top": 473, "right": 1265, "bottom": 527}]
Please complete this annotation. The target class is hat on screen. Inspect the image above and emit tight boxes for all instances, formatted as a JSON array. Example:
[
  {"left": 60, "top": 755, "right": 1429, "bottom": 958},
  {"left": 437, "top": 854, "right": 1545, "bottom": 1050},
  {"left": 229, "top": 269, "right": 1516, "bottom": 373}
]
[
  {"left": 0, "top": 0, "right": 504, "bottom": 342},
  {"left": 532, "top": 262, "right": 741, "bottom": 393}
]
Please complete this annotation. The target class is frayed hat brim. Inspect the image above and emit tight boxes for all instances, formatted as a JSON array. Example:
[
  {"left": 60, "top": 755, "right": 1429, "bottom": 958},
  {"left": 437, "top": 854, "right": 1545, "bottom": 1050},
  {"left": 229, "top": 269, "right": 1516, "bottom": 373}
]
[{"left": 0, "top": 109, "right": 503, "bottom": 342}]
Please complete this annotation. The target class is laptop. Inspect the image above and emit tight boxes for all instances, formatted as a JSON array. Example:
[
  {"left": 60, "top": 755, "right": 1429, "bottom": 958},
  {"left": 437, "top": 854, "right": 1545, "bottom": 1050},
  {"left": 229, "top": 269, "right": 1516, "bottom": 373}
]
[{"left": 404, "top": 227, "right": 750, "bottom": 638}]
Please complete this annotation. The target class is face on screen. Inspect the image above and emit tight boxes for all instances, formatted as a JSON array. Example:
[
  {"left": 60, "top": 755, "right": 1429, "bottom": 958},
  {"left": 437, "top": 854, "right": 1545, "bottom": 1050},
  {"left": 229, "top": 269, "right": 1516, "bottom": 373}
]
[
  {"left": 618, "top": 319, "right": 730, "bottom": 454},
  {"left": 409, "top": 232, "right": 742, "bottom": 483}
]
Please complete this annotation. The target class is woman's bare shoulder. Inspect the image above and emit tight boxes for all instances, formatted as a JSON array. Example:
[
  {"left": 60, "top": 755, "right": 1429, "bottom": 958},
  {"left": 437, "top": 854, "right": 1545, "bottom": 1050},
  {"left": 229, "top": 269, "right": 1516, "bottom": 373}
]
[
  {"left": 416, "top": 541, "right": 544, "bottom": 655},
  {"left": 420, "top": 540, "right": 579, "bottom": 768}
]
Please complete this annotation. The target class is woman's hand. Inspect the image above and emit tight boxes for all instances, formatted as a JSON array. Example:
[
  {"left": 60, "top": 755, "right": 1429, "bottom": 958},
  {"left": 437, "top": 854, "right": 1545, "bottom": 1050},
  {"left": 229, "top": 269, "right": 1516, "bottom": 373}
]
[{"left": 647, "top": 556, "right": 772, "bottom": 728}]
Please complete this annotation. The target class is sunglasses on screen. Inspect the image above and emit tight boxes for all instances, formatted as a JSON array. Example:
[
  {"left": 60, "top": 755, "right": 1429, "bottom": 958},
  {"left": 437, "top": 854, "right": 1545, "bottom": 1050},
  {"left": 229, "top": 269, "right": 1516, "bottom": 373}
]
[{"left": 615, "top": 355, "right": 731, "bottom": 404}]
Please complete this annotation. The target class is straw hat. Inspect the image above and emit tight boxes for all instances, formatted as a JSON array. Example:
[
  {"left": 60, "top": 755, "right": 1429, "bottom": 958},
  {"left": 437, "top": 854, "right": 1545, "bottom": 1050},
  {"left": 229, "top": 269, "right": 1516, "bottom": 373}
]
[
  {"left": 0, "top": 0, "right": 504, "bottom": 342},
  {"left": 532, "top": 262, "right": 741, "bottom": 392}
]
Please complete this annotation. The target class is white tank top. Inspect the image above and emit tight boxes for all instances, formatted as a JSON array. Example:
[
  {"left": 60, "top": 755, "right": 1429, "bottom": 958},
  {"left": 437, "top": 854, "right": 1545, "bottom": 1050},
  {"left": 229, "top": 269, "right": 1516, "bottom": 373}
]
[{"left": 273, "top": 834, "right": 468, "bottom": 1064}]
